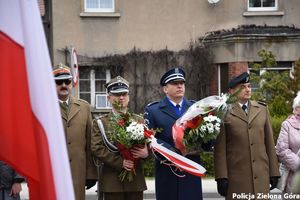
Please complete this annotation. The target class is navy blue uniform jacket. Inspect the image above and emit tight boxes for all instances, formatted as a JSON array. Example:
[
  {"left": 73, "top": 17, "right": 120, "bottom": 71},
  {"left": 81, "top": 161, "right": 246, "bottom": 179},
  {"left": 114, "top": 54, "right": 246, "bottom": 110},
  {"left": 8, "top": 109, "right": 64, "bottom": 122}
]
[{"left": 144, "top": 96, "right": 203, "bottom": 200}]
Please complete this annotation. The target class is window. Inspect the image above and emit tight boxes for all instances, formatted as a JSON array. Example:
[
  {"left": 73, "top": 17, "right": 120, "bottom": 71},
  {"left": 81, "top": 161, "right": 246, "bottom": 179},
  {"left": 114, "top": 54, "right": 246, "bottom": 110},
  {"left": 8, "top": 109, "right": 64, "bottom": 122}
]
[
  {"left": 249, "top": 62, "right": 292, "bottom": 91},
  {"left": 79, "top": 67, "right": 111, "bottom": 109},
  {"left": 95, "top": 94, "right": 110, "bottom": 109},
  {"left": 85, "top": 0, "right": 115, "bottom": 12},
  {"left": 248, "top": 0, "right": 277, "bottom": 11}
]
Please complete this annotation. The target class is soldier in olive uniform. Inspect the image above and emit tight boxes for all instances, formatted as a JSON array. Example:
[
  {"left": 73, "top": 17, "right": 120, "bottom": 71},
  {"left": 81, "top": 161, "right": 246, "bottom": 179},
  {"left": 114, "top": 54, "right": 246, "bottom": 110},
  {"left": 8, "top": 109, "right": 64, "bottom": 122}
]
[
  {"left": 214, "top": 72, "right": 280, "bottom": 199},
  {"left": 91, "top": 76, "right": 148, "bottom": 200},
  {"left": 53, "top": 64, "right": 97, "bottom": 200}
]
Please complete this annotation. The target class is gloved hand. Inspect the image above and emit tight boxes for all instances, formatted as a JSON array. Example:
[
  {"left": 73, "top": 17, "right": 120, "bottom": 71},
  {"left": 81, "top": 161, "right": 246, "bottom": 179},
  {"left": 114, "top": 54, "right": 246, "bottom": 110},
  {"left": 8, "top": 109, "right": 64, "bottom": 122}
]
[
  {"left": 270, "top": 176, "right": 279, "bottom": 190},
  {"left": 216, "top": 178, "right": 228, "bottom": 197},
  {"left": 86, "top": 179, "right": 97, "bottom": 190}
]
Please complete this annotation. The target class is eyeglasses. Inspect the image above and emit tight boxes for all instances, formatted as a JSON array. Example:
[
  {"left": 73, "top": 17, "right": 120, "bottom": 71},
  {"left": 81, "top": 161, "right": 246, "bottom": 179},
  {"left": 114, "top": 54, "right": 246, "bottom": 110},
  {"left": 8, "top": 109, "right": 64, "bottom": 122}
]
[
  {"left": 111, "top": 92, "right": 128, "bottom": 97},
  {"left": 55, "top": 79, "right": 72, "bottom": 85}
]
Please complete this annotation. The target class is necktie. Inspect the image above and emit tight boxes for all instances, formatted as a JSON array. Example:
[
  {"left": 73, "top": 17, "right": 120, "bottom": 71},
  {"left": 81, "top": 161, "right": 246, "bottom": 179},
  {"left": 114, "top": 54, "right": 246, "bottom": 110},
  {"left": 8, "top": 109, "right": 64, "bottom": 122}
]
[
  {"left": 61, "top": 101, "right": 69, "bottom": 113},
  {"left": 242, "top": 104, "right": 247, "bottom": 114},
  {"left": 176, "top": 104, "right": 181, "bottom": 111}
]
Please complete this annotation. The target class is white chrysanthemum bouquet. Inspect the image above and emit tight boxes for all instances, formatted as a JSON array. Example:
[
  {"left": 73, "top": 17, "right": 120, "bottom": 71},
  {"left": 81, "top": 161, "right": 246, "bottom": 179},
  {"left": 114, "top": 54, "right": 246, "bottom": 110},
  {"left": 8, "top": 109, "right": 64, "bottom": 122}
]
[
  {"left": 173, "top": 92, "right": 239, "bottom": 155},
  {"left": 126, "top": 122, "right": 145, "bottom": 141},
  {"left": 110, "top": 108, "right": 147, "bottom": 182}
]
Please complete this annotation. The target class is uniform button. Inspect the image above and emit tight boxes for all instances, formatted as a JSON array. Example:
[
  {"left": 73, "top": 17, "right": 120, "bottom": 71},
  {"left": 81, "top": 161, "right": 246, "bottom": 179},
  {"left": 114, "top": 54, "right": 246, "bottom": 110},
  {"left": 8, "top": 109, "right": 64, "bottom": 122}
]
[
  {"left": 69, "top": 159, "right": 72, "bottom": 162},
  {"left": 252, "top": 160, "right": 255, "bottom": 162},
  {"left": 251, "top": 143, "right": 254, "bottom": 146},
  {"left": 254, "top": 176, "right": 257, "bottom": 179},
  {"left": 68, "top": 141, "right": 71, "bottom": 144}
]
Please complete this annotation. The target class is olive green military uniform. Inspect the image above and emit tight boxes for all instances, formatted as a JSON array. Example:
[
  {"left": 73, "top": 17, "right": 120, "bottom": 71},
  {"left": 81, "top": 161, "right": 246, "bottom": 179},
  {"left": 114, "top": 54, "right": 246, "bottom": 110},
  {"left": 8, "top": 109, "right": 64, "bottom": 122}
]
[
  {"left": 214, "top": 101, "right": 280, "bottom": 199},
  {"left": 91, "top": 112, "right": 147, "bottom": 200},
  {"left": 60, "top": 96, "right": 97, "bottom": 200}
]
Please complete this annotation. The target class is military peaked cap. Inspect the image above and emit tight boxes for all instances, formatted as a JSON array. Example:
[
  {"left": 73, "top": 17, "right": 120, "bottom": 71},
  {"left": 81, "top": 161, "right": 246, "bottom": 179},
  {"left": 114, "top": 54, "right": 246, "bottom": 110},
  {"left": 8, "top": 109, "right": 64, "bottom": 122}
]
[
  {"left": 228, "top": 72, "right": 250, "bottom": 88},
  {"left": 105, "top": 76, "right": 129, "bottom": 94},
  {"left": 53, "top": 63, "right": 72, "bottom": 80}
]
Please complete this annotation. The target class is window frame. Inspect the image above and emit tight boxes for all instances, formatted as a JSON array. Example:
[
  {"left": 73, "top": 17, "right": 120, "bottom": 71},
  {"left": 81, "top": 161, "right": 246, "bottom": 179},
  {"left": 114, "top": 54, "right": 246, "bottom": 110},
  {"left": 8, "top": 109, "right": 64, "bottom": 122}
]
[
  {"left": 248, "top": 0, "right": 278, "bottom": 11},
  {"left": 78, "top": 68, "right": 111, "bottom": 109},
  {"left": 248, "top": 62, "right": 292, "bottom": 92},
  {"left": 84, "top": 0, "right": 115, "bottom": 13},
  {"left": 95, "top": 94, "right": 111, "bottom": 109}
]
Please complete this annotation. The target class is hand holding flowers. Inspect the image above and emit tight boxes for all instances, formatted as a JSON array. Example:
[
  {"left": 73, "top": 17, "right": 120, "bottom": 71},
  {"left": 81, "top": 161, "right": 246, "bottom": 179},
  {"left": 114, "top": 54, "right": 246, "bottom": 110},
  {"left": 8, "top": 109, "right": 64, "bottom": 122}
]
[
  {"left": 173, "top": 91, "right": 239, "bottom": 155},
  {"left": 110, "top": 106, "right": 148, "bottom": 182}
]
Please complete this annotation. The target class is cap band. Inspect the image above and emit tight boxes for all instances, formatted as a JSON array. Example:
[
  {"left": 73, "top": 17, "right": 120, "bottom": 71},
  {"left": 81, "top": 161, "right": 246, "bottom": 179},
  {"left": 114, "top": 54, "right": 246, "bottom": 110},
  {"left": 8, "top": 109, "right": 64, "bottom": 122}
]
[
  {"left": 163, "top": 73, "right": 185, "bottom": 85},
  {"left": 53, "top": 66, "right": 72, "bottom": 80},
  {"left": 107, "top": 83, "right": 129, "bottom": 94}
]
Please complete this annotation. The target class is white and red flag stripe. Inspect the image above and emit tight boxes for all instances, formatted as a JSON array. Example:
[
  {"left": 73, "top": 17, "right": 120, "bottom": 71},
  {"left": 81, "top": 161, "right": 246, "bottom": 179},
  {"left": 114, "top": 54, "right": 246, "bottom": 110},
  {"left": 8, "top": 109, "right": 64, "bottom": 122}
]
[{"left": 0, "top": 1, "right": 74, "bottom": 199}]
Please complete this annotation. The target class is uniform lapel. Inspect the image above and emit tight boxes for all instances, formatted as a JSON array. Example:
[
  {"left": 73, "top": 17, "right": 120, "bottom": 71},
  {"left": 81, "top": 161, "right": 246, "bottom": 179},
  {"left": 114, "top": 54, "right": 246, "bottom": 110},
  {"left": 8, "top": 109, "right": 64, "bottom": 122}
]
[
  {"left": 159, "top": 97, "right": 179, "bottom": 120},
  {"left": 60, "top": 105, "right": 68, "bottom": 121},
  {"left": 229, "top": 102, "right": 248, "bottom": 123},
  {"left": 68, "top": 96, "right": 81, "bottom": 122},
  {"left": 181, "top": 98, "right": 192, "bottom": 114},
  {"left": 248, "top": 101, "right": 261, "bottom": 125}
]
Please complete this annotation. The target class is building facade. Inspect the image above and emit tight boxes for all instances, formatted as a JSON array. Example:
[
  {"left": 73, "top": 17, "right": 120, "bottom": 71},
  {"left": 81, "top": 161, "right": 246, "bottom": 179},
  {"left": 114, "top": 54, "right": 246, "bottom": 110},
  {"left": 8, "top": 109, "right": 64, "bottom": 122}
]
[{"left": 41, "top": 0, "right": 300, "bottom": 111}]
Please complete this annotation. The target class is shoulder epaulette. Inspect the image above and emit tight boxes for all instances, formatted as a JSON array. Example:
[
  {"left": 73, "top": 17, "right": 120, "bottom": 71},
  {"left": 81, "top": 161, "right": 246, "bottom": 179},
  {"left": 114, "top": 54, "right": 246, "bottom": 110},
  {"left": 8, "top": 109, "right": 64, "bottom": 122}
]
[
  {"left": 94, "top": 114, "right": 108, "bottom": 120},
  {"left": 78, "top": 98, "right": 89, "bottom": 104},
  {"left": 258, "top": 101, "right": 267, "bottom": 106},
  {"left": 146, "top": 101, "right": 159, "bottom": 107}
]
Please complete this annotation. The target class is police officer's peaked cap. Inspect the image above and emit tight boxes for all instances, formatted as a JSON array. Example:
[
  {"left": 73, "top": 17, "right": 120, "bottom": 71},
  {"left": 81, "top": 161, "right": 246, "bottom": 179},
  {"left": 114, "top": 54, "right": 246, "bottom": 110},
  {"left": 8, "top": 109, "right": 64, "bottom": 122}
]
[
  {"left": 160, "top": 67, "right": 186, "bottom": 86},
  {"left": 53, "top": 63, "right": 73, "bottom": 80},
  {"left": 105, "top": 76, "right": 129, "bottom": 94},
  {"left": 228, "top": 72, "right": 250, "bottom": 88}
]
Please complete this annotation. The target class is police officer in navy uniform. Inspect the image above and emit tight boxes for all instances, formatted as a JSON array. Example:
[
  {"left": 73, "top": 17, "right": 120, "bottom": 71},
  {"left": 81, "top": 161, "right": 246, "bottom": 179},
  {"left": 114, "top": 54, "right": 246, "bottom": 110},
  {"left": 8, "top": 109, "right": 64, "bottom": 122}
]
[{"left": 144, "top": 67, "right": 203, "bottom": 200}]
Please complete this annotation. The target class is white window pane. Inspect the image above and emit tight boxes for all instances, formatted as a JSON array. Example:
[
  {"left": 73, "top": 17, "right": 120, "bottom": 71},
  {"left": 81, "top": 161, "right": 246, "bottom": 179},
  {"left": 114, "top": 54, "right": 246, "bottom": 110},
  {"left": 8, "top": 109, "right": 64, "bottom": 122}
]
[
  {"left": 86, "top": 0, "right": 99, "bottom": 9},
  {"left": 248, "top": 0, "right": 276, "bottom": 11},
  {"left": 96, "top": 94, "right": 111, "bottom": 108},
  {"left": 100, "top": 0, "right": 113, "bottom": 9}
]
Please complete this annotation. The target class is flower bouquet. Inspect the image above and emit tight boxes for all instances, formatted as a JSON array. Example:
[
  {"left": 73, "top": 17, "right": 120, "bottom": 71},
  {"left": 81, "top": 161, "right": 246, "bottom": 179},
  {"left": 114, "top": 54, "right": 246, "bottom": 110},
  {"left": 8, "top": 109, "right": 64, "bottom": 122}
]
[
  {"left": 110, "top": 110, "right": 147, "bottom": 182},
  {"left": 173, "top": 93, "right": 238, "bottom": 155}
]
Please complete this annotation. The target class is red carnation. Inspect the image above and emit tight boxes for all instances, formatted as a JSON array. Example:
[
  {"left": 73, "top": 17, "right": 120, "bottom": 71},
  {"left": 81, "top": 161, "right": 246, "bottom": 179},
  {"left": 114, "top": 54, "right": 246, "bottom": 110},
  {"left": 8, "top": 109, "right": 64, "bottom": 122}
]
[
  {"left": 118, "top": 119, "right": 125, "bottom": 126},
  {"left": 185, "top": 116, "right": 202, "bottom": 129}
]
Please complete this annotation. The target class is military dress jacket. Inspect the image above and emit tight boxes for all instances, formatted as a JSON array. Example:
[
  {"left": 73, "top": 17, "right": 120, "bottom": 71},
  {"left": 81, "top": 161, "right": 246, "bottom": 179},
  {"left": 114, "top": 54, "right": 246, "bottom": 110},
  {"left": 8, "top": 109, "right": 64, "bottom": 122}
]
[
  {"left": 144, "top": 96, "right": 203, "bottom": 200},
  {"left": 60, "top": 96, "right": 97, "bottom": 200},
  {"left": 214, "top": 101, "right": 280, "bottom": 200},
  {"left": 91, "top": 112, "right": 147, "bottom": 193}
]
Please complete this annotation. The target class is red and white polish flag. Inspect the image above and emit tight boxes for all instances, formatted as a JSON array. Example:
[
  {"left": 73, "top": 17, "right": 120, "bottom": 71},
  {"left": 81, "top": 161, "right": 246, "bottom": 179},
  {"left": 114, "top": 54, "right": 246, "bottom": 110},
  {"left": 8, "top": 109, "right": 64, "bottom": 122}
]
[{"left": 0, "top": 1, "right": 74, "bottom": 199}]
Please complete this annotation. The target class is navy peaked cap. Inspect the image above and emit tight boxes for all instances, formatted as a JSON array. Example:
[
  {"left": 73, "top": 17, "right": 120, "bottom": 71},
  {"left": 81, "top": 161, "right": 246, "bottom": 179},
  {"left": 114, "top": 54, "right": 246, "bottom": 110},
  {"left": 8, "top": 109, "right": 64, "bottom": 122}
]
[
  {"left": 228, "top": 72, "right": 250, "bottom": 88},
  {"left": 105, "top": 76, "right": 129, "bottom": 94},
  {"left": 160, "top": 67, "right": 186, "bottom": 86}
]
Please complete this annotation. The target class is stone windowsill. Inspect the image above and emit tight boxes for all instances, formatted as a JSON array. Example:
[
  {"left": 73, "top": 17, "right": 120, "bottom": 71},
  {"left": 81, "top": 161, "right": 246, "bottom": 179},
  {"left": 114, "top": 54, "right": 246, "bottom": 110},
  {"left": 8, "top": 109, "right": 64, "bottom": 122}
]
[
  {"left": 243, "top": 11, "right": 284, "bottom": 17},
  {"left": 80, "top": 12, "right": 121, "bottom": 18}
]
